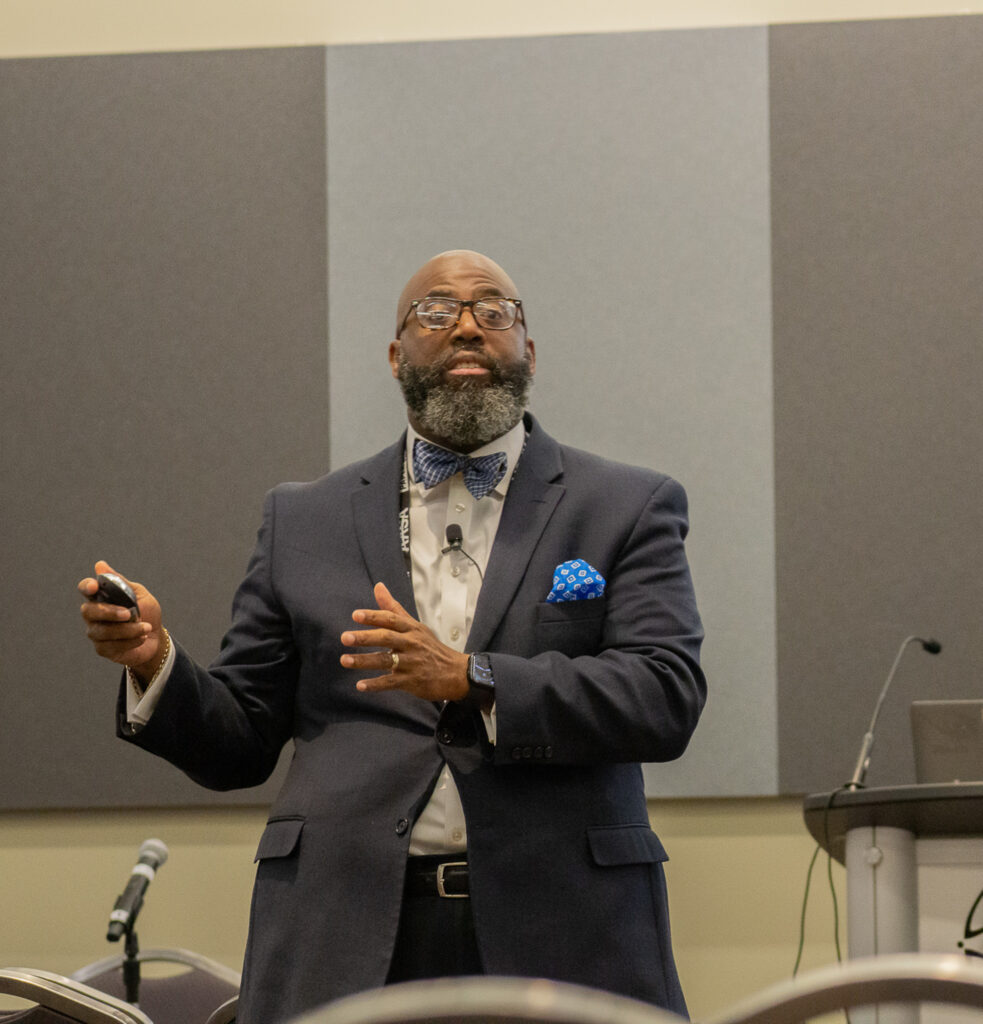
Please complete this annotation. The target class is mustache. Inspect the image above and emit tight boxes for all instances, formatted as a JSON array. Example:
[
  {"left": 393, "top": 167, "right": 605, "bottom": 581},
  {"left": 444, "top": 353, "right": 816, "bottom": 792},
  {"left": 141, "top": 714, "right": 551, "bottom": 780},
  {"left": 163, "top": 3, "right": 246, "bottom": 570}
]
[
  {"left": 435, "top": 348, "right": 497, "bottom": 373},
  {"left": 400, "top": 351, "right": 512, "bottom": 391}
]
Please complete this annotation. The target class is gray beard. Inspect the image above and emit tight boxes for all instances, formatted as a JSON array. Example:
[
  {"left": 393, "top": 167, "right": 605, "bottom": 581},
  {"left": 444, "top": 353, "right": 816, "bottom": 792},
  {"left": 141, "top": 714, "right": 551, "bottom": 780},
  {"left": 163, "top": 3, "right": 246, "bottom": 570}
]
[{"left": 397, "top": 350, "right": 533, "bottom": 451}]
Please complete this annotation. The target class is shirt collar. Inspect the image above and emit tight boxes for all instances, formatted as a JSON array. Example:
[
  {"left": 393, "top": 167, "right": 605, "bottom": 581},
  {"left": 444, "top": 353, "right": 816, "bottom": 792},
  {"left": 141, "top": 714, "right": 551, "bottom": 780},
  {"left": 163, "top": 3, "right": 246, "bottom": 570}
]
[{"left": 405, "top": 419, "right": 527, "bottom": 497}]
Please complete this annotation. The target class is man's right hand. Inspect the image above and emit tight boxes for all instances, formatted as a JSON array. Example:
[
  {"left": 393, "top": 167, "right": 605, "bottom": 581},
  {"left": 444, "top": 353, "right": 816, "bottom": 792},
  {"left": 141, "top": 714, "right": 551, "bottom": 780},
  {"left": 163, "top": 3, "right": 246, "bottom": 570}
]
[{"left": 79, "top": 560, "right": 166, "bottom": 686}]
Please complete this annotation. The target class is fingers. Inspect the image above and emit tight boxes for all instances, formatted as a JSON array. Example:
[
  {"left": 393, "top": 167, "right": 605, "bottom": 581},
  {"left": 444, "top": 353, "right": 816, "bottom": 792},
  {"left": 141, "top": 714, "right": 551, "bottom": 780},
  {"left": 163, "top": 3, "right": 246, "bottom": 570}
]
[
  {"left": 81, "top": 600, "right": 142, "bottom": 625},
  {"left": 84, "top": 617, "right": 155, "bottom": 665},
  {"left": 340, "top": 625, "right": 404, "bottom": 651},
  {"left": 341, "top": 648, "right": 397, "bottom": 674},
  {"left": 79, "top": 562, "right": 137, "bottom": 621},
  {"left": 339, "top": 647, "right": 399, "bottom": 693},
  {"left": 350, "top": 609, "right": 411, "bottom": 634},
  {"left": 344, "top": 581, "right": 414, "bottom": 635},
  {"left": 340, "top": 586, "right": 407, "bottom": 687},
  {"left": 373, "top": 581, "right": 409, "bottom": 617},
  {"left": 340, "top": 582, "right": 415, "bottom": 671},
  {"left": 342, "top": 583, "right": 448, "bottom": 695},
  {"left": 77, "top": 559, "right": 115, "bottom": 592},
  {"left": 80, "top": 590, "right": 138, "bottom": 621},
  {"left": 355, "top": 672, "right": 396, "bottom": 693},
  {"left": 79, "top": 560, "right": 133, "bottom": 602},
  {"left": 79, "top": 560, "right": 127, "bottom": 592},
  {"left": 85, "top": 616, "right": 152, "bottom": 641},
  {"left": 78, "top": 565, "right": 106, "bottom": 599},
  {"left": 82, "top": 585, "right": 152, "bottom": 645},
  {"left": 339, "top": 635, "right": 399, "bottom": 667},
  {"left": 79, "top": 561, "right": 164, "bottom": 670}
]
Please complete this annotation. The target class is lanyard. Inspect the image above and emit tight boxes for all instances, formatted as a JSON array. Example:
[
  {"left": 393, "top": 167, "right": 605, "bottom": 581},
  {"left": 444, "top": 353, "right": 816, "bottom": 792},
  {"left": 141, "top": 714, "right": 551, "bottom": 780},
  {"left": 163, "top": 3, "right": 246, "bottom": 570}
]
[
  {"left": 398, "top": 434, "right": 527, "bottom": 582},
  {"left": 399, "top": 454, "right": 412, "bottom": 579}
]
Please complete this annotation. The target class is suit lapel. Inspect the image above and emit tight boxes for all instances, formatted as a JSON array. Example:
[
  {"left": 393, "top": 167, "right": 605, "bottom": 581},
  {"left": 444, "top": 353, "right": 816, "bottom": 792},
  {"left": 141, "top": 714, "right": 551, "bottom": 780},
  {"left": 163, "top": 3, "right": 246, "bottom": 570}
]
[
  {"left": 351, "top": 419, "right": 566, "bottom": 651},
  {"left": 350, "top": 435, "right": 419, "bottom": 619},
  {"left": 467, "top": 416, "right": 565, "bottom": 652}
]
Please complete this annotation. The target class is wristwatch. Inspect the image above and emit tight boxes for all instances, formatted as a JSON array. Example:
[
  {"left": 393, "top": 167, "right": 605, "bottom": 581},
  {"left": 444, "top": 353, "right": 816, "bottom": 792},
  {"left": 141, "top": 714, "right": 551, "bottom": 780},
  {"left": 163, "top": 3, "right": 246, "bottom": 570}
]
[{"left": 466, "top": 652, "right": 495, "bottom": 703}]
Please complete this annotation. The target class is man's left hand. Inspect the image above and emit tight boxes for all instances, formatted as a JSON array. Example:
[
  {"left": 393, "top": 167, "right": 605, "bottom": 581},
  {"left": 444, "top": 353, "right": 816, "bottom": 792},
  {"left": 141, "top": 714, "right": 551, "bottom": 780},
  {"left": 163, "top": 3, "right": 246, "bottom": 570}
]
[{"left": 340, "top": 582, "right": 469, "bottom": 702}]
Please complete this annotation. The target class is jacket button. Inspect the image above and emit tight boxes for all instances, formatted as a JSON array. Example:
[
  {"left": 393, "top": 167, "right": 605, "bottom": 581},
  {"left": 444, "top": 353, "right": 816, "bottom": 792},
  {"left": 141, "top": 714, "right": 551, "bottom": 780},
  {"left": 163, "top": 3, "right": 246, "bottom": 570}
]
[
  {"left": 544, "top": 746, "right": 553, "bottom": 759},
  {"left": 438, "top": 728, "right": 454, "bottom": 745},
  {"left": 534, "top": 746, "right": 543, "bottom": 759},
  {"left": 395, "top": 818, "right": 409, "bottom": 835},
  {"left": 511, "top": 747, "right": 523, "bottom": 760},
  {"left": 522, "top": 747, "right": 533, "bottom": 759}
]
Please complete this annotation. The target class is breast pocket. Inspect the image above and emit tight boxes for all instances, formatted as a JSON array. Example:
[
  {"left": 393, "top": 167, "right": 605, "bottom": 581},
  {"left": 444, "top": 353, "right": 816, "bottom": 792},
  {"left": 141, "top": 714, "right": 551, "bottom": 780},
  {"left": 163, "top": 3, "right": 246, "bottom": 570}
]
[{"left": 535, "top": 598, "right": 606, "bottom": 657}]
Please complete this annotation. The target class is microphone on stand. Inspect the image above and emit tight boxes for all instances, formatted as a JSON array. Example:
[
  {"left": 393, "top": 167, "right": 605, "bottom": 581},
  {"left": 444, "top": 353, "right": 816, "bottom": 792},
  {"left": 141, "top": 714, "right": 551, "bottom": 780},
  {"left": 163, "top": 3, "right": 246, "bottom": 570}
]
[
  {"left": 845, "top": 636, "right": 942, "bottom": 791},
  {"left": 106, "top": 838, "right": 169, "bottom": 941}
]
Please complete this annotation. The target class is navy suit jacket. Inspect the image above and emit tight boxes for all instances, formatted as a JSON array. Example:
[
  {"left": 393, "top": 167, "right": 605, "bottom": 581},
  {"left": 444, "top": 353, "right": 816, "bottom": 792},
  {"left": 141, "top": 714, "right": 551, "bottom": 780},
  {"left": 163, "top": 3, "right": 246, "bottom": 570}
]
[{"left": 120, "top": 414, "right": 706, "bottom": 1024}]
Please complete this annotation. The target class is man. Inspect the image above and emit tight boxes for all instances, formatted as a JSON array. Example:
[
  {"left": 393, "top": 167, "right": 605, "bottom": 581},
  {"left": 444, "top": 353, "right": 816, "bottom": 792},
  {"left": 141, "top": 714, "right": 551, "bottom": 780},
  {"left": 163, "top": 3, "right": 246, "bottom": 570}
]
[{"left": 80, "top": 250, "right": 706, "bottom": 1024}]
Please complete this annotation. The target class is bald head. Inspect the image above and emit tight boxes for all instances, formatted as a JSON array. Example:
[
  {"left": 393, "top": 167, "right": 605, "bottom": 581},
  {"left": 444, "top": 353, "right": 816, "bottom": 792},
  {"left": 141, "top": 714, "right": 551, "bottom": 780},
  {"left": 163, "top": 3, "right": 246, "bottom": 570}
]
[{"left": 395, "top": 250, "right": 521, "bottom": 336}]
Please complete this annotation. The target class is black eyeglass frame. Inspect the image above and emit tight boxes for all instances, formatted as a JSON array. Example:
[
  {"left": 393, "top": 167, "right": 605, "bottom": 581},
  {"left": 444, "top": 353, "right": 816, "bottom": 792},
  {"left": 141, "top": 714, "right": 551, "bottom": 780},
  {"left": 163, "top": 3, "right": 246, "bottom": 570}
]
[{"left": 397, "top": 296, "right": 526, "bottom": 338}]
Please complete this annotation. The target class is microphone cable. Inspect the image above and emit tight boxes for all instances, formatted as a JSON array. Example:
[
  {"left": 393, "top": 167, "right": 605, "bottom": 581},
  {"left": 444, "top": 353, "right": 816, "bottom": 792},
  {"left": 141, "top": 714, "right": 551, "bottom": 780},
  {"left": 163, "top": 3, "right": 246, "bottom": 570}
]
[{"left": 793, "top": 786, "right": 846, "bottom": 978}]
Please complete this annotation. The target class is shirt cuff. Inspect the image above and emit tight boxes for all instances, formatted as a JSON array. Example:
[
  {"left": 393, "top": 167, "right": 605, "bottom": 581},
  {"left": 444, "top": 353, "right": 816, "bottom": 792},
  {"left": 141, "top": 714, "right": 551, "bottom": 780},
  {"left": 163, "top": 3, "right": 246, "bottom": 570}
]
[
  {"left": 481, "top": 703, "right": 496, "bottom": 745},
  {"left": 124, "top": 637, "right": 176, "bottom": 728}
]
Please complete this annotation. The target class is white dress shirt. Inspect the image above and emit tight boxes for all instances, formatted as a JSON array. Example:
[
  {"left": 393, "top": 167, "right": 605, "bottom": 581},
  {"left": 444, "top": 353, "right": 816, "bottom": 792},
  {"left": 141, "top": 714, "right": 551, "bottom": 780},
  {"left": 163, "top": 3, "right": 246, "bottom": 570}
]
[{"left": 402, "top": 420, "right": 525, "bottom": 853}]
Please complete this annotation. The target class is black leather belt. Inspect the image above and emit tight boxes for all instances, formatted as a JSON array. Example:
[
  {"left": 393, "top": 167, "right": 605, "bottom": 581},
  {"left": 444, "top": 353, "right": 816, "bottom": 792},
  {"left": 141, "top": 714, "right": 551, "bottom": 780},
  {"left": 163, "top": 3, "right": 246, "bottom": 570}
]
[{"left": 404, "top": 856, "right": 470, "bottom": 898}]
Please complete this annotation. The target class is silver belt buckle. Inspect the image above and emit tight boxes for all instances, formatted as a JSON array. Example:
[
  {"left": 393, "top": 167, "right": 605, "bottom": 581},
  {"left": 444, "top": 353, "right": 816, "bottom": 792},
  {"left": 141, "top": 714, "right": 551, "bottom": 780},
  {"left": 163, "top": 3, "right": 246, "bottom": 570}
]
[{"left": 436, "top": 860, "right": 469, "bottom": 899}]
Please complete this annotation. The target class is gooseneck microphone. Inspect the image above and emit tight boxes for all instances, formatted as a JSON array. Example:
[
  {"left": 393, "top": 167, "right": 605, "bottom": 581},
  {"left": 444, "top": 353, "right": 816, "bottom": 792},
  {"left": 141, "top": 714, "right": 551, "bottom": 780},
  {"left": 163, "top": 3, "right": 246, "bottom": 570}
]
[
  {"left": 106, "top": 838, "right": 169, "bottom": 940},
  {"left": 845, "top": 636, "right": 942, "bottom": 791},
  {"left": 441, "top": 524, "right": 483, "bottom": 580}
]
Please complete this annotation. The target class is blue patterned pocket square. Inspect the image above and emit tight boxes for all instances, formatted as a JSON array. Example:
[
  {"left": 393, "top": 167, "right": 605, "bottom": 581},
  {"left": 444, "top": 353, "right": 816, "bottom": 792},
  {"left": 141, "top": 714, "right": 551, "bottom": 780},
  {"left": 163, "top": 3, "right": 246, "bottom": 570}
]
[{"left": 547, "top": 559, "right": 606, "bottom": 602}]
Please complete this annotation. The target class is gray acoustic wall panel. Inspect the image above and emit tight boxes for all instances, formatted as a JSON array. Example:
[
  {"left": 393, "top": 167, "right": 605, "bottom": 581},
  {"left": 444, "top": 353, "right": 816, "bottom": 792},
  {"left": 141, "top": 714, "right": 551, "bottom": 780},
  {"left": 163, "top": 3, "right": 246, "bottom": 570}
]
[
  {"left": 325, "top": 29, "right": 776, "bottom": 796},
  {"left": 0, "top": 48, "right": 329, "bottom": 808},
  {"left": 771, "top": 17, "right": 983, "bottom": 793}
]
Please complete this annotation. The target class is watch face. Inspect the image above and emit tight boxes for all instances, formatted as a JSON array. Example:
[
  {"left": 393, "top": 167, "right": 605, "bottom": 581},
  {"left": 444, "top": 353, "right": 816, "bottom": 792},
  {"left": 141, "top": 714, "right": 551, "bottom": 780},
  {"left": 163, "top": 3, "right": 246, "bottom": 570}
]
[{"left": 469, "top": 654, "right": 494, "bottom": 689}]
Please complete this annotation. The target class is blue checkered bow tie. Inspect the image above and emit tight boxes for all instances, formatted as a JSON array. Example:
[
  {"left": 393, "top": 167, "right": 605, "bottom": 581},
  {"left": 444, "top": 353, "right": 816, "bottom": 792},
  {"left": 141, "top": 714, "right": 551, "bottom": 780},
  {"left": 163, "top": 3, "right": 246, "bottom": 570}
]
[{"left": 412, "top": 439, "right": 507, "bottom": 500}]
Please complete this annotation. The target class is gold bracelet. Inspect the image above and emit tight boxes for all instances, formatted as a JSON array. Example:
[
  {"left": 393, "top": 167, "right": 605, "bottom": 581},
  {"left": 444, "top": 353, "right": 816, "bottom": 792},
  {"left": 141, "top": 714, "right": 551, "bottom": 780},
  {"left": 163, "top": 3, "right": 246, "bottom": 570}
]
[{"left": 128, "top": 627, "right": 171, "bottom": 699}]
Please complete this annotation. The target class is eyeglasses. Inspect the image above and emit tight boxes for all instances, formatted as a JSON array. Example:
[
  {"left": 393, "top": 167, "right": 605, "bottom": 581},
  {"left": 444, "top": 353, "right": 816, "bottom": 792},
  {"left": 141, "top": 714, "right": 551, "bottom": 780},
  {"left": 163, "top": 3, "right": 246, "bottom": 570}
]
[{"left": 398, "top": 296, "right": 525, "bottom": 336}]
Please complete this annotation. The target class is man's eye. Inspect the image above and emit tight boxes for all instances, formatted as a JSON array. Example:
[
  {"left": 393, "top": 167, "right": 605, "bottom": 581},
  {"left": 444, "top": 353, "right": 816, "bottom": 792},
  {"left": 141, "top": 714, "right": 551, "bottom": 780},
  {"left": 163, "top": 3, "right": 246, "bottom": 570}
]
[{"left": 477, "top": 306, "right": 506, "bottom": 325}]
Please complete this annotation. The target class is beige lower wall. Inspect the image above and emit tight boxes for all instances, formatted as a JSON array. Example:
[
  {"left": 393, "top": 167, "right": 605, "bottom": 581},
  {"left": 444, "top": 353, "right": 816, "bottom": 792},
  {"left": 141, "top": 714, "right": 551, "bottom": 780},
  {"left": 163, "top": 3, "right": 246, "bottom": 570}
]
[
  {"left": 1, "top": 0, "right": 981, "bottom": 56},
  {"left": 653, "top": 797, "right": 846, "bottom": 1017},
  {"left": 0, "top": 796, "right": 844, "bottom": 1019}
]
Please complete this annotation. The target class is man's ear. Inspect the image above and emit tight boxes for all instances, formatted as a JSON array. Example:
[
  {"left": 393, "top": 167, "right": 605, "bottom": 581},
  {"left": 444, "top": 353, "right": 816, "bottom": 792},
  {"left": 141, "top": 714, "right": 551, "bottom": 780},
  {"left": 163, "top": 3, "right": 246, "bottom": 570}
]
[
  {"left": 525, "top": 338, "right": 536, "bottom": 375},
  {"left": 388, "top": 340, "right": 401, "bottom": 379}
]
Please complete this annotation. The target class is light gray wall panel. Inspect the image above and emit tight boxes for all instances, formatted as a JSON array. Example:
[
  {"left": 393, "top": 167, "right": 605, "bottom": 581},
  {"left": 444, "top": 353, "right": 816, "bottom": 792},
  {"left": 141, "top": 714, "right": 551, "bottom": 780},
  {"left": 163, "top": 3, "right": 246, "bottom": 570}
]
[
  {"left": 0, "top": 48, "right": 328, "bottom": 808},
  {"left": 326, "top": 30, "right": 776, "bottom": 796},
  {"left": 771, "top": 17, "right": 983, "bottom": 794}
]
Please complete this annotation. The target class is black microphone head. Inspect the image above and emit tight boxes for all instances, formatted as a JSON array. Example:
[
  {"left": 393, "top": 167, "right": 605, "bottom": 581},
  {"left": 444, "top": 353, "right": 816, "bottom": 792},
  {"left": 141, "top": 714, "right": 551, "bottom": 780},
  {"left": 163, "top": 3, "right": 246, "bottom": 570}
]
[
  {"left": 139, "top": 837, "right": 169, "bottom": 868},
  {"left": 920, "top": 638, "right": 942, "bottom": 655},
  {"left": 445, "top": 524, "right": 463, "bottom": 546}
]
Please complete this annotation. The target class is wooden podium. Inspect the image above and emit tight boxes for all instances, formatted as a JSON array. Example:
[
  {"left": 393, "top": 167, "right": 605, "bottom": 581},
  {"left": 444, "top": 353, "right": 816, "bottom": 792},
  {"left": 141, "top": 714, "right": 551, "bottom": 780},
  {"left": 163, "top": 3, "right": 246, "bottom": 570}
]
[{"left": 804, "top": 784, "right": 983, "bottom": 1024}]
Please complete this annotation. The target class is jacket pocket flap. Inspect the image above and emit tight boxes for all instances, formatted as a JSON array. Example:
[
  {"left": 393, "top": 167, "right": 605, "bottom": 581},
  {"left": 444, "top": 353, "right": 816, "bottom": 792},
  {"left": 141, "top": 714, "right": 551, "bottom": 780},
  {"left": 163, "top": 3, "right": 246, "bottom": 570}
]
[
  {"left": 255, "top": 817, "right": 305, "bottom": 862},
  {"left": 587, "top": 824, "right": 667, "bottom": 866}
]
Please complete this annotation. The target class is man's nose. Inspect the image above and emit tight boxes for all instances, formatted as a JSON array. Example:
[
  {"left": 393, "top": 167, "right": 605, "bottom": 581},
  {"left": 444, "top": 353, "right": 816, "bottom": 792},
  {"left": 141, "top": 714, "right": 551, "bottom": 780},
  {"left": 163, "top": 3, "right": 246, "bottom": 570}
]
[{"left": 451, "top": 305, "right": 484, "bottom": 342}]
